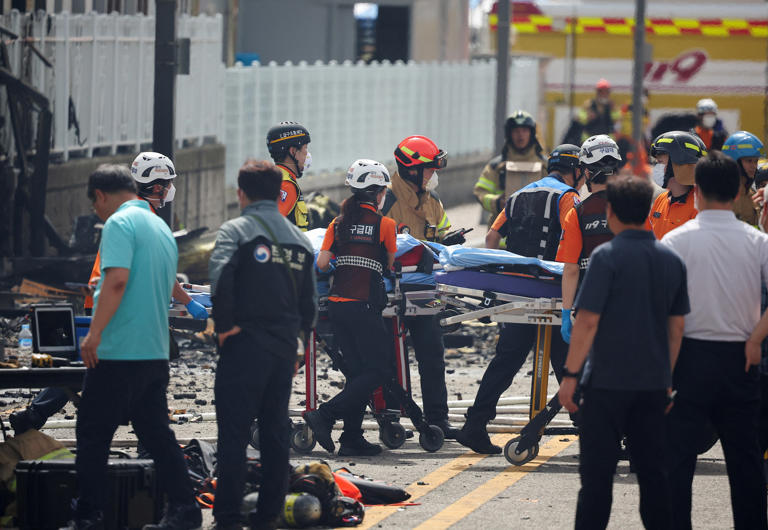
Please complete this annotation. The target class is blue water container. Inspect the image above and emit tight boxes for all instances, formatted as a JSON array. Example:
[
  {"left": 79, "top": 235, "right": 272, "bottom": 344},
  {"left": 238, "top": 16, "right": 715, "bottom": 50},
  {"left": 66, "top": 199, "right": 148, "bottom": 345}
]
[{"left": 74, "top": 316, "right": 91, "bottom": 359}]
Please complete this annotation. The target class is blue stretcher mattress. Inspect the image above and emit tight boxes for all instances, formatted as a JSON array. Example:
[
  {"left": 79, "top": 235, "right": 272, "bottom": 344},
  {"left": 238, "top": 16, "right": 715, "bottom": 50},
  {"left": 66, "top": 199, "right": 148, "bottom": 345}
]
[{"left": 435, "top": 270, "right": 562, "bottom": 299}]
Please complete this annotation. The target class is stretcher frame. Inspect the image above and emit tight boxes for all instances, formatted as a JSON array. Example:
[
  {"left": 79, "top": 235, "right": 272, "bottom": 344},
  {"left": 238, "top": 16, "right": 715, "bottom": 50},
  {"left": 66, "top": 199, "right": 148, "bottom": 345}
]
[{"left": 434, "top": 277, "right": 577, "bottom": 464}]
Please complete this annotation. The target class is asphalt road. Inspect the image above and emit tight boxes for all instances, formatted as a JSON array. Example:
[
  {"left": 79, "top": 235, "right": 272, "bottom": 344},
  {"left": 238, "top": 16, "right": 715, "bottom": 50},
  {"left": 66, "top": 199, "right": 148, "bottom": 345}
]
[{"left": 26, "top": 202, "right": 743, "bottom": 528}]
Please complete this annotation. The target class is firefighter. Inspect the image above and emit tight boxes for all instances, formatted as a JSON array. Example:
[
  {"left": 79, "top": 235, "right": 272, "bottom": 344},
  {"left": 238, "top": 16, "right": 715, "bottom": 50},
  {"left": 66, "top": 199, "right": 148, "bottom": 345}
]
[
  {"left": 646, "top": 131, "right": 706, "bottom": 240},
  {"left": 303, "top": 159, "right": 397, "bottom": 457},
  {"left": 722, "top": 130, "right": 766, "bottom": 226},
  {"left": 473, "top": 110, "right": 546, "bottom": 226},
  {"left": 556, "top": 135, "right": 623, "bottom": 344},
  {"left": 266, "top": 121, "right": 312, "bottom": 231},
  {"left": 693, "top": 98, "right": 728, "bottom": 151},
  {"left": 578, "top": 79, "right": 621, "bottom": 138},
  {"left": 455, "top": 143, "right": 585, "bottom": 454},
  {"left": 380, "top": 135, "right": 463, "bottom": 438}
]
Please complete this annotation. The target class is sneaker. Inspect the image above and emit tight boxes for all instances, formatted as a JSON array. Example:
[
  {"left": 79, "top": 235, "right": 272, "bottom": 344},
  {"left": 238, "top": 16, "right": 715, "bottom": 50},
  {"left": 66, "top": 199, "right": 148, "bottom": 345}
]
[
  {"left": 455, "top": 426, "right": 501, "bottom": 455},
  {"left": 338, "top": 436, "right": 382, "bottom": 457},
  {"left": 429, "top": 419, "right": 460, "bottom": 440},
  {"left": 143, "top": 503, "right": 202, "bottom": 530},
  {"left": 303, "top": 410, "right": 335, "bottom": 453}
]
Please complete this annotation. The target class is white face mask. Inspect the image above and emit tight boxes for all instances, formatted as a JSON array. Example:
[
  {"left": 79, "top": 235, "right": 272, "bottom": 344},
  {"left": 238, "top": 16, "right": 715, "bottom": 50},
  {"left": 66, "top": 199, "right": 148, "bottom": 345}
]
[
  {"left": 426, "top": 172, "right": 439, "bottom": 191},
  {"left": 164, "top": 183, "right": 176, "bottom": 204},
  {"left": 303, "top": 152, "right": 312, "bottom": 171},
  {"left": 702, "top": 114, "right": 716, "bottom": 128},
  {"left": 651, "top": 163, "right": 666, "bottom": 187},
  {"left": 378, "top": 191, "right": 387, "bottom": 211}
]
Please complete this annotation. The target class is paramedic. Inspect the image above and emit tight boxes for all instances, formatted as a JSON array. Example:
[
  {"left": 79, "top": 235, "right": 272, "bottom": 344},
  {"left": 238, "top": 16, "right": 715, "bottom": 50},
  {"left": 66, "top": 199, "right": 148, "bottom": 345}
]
[
  {"left": 455, "top": 144, "right": 583, "bottom": 455},
  {"left": 303, "top": 159, "right": 396, "bottom": 457},
  {"left": 209, "top": 160, "right": 317, "bottom": 529}
]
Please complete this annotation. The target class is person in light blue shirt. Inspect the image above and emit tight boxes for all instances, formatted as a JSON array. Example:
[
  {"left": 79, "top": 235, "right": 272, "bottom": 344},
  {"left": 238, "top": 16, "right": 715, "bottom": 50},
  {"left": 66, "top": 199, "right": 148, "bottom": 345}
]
[{"left": 71, "top": 164, "right": 200, "bottom": 530}]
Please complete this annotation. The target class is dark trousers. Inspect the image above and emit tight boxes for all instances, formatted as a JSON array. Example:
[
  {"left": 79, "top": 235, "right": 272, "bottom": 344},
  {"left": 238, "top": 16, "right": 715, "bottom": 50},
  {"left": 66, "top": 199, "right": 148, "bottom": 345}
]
[
  {"left": 759, "top": 374, "right": 768, "bottom": 454},
  {"left": 320, "top": 302, "right": 392, "bottom": 437},
  {"left": 404, "top": 315, "right": 448, "bottom": 423},
  {"left": 75, "top": 360, "right": 194, "bottom": 517},
  {"left": 575, "top": 387, "right": 671, "bottom": 530},
  {"left": 28, "top": 387, "right": 70, "bottom": 426},
  {"left": 467, "top": 323, "right": 567, "bottom": 424},
  {"left": 666, "top": 338, "right": 767, "bottom": 530},
  {"left": 214, "top": 332, "right": 294, "bottom": 525}
]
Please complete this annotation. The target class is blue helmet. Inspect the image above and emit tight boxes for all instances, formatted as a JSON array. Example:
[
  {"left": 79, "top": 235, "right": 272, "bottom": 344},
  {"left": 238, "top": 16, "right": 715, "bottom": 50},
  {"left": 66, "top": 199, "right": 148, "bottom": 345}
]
[{"left": 722, "top": 131, "right": 765, "bottom": 161}]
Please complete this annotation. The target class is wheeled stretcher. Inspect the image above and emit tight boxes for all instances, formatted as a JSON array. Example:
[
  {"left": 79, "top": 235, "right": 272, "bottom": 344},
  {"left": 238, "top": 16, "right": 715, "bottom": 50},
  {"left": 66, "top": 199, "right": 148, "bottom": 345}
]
[
  {"left": 286, "top": 231, "right": 447, "bottom": 454},
  {"left": 433, "top": 246, "right": 577, "bottom": 465}
]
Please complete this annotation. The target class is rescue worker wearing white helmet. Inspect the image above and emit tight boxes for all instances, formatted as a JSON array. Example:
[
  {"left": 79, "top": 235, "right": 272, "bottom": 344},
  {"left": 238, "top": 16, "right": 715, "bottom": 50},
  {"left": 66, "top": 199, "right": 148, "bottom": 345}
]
[
  {"left": 9, "top": 152, "right": 208, "bottom": 437},
  {"left": 693, "top": 98, "right": 728, "bottom": 152},
  {"left": 556, "top": 135, "right": 622, "bottom": 345},
  {"left": 305, "top": 159, "right": 398, "bottom": 457}
]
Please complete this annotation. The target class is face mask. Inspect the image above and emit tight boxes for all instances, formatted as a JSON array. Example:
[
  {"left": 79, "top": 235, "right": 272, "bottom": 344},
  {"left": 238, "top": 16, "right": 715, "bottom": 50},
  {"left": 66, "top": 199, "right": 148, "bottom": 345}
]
[
  {"left": 426, "top": 172, "right": 439, "bottom": 191},
  {"left": 651, "top": 163, "right": 666, "bottom": 187},
  {"left": 164, "top": 183, "right": 176, "bottom": 204},
  {"left": 378, "top": 192, "right": 387, "bottom": 211},
  {"left": 303, "top": 152, "right": 312, "bottom": 171},
  {"left": 702, "top": 115, "right": 716, "bottom": 128},
  {"left": 597, "top": 97, "right": 610, "bottom": 105}
]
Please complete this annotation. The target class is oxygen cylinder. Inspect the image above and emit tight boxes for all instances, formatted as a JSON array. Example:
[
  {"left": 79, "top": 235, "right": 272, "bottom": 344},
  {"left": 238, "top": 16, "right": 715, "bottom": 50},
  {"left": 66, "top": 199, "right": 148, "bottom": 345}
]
[{"left": 281, "top": 492, "right": 323, "bottom": 528}]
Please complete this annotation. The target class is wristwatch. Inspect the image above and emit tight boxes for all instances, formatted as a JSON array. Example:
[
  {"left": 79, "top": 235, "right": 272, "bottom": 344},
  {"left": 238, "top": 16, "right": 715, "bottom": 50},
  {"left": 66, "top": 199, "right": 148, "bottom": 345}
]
[{"left": 562, "top": 367, "right": 580, "bottom": 379}]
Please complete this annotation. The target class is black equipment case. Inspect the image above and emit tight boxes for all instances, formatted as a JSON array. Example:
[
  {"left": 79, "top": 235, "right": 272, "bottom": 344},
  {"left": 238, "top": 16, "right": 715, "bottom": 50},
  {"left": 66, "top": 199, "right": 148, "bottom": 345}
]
[{"left": 15, "top": 458, "right": 163, "bottom": 529}]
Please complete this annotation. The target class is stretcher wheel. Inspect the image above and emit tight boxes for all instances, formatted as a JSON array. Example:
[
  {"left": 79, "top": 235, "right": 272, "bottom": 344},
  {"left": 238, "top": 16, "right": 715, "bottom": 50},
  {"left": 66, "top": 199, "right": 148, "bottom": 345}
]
[
  {"left": 379, "top": 422, "right": 407, "bottom": 449},
  {"left": 248, "top": 421, "right": 259, "bottom": 450},
  {"left": 504, "top": 436, "right": 538, "bottom": 466},
  {"left": 418, "top": 425, "right": 444, "bottom": 453},
  {"left": 290, "top": 423, "right": 316, "bottom": 454}
]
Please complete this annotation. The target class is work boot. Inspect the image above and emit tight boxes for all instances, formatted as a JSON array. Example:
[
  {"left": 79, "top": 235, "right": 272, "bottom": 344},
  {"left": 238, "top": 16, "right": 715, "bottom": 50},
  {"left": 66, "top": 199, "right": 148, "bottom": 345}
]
[
  {"left": 303, "top": 410, "right": 335, "bottom": 454},
  {"left": 429, "top": 419, "right": 460, "bottom": 440},
  {"left": 338, "top": 433, "right": 382, "bottom": 457},
  {"left": 142, "top": 503, "right": 202, "bottom": 530},
  {"left": 455, "top": 423, "right": 501, "bottom": 455},
  {"left": 9, "top": 408, "right": 43, "bottom": 435}
]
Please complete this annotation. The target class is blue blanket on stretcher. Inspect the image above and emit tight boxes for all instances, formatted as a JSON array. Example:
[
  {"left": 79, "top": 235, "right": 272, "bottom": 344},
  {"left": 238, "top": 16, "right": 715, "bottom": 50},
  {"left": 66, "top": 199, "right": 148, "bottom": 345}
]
[{"left": 437, "top": 246, "right": 563, "bottom": 276}]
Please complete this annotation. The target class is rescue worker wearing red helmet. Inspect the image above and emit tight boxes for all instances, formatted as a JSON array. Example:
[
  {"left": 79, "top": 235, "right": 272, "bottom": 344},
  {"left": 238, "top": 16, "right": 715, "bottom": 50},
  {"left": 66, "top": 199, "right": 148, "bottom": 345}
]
[
  {"left": 380, "top": 135, "right": 461, "bottom": 439},
  {"left": 266, "top": 121, "right": 312, "bottom": 231},
  {"left": 304, "top": 159, "right": 397, "bottom": 457},
  {"left": 578, "top": 79, "right": 620, "bottom": 138},
  {"left": 473, "top": 110, "right": 546, "bottom": 228}
]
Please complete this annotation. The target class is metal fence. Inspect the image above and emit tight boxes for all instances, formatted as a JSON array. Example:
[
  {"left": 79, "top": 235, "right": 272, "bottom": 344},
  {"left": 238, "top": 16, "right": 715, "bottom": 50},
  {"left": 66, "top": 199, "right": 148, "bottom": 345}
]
[
  {"left": 223, "top": 57, "right": 542, "bottom": 186},
  {"left": 1, "top": 10, "right": 223, "bottom": 162}
]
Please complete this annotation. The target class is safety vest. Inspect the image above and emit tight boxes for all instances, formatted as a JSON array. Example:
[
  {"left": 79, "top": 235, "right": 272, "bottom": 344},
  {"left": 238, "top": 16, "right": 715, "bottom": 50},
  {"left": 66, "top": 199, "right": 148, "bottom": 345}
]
[
  {"left": 330, "top": 207, "right": 388, "bottom": 306},
  {"left": 278, "top": 165, "right": 309, "bottom": 231},
  {"left": 576, "top": 190, "right": 613, "bottom": 281},
  {"left": 504, "top": 175, "right": 575, "bottom": 260}
]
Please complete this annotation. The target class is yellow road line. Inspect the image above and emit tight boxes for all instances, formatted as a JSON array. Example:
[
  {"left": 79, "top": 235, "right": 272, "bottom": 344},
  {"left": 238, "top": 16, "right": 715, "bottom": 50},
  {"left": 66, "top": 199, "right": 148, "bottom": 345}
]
[
  {"left": 413, "top": 436, "right": 577, "bottom": 529},
  {"left": 359, "top": 434, "right": 511, "bottom": 529}
]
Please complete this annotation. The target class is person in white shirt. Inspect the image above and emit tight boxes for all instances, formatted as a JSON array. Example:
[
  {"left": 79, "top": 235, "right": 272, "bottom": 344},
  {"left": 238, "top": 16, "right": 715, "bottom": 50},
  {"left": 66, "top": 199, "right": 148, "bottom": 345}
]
[{"left": 661, "top": 151, "right": 768, "bottom": 530}]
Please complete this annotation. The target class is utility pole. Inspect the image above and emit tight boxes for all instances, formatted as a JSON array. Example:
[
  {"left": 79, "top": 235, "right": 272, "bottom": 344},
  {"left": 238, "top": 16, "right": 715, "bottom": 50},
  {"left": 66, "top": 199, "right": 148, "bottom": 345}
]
[
  {"left": 153, "top": 0, "right": 177, "bottom": 227},
  {"left": 494, "top": 0, "right": 510, "bottom": 154},
  {"left": 631, "top": 0, "right": 646, "bottom": 155}
]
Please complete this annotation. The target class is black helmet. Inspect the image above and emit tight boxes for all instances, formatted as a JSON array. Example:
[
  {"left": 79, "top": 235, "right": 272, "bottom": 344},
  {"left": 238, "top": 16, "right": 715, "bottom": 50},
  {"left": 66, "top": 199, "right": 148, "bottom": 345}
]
[
  {"left": 547, "top": 144, "right": 581, "bottom": 174},
  {"left": 266, "top": 121, "right": 311, "bottom": 161},
  {"left": 650, "top": 131, "right": 706, "bottom": 165},
  {"left": 504, "top": 110, "right": 536, "bottom": 141},
  {"left": 754, "top": 161, "right": 768, "bottom": 189}
]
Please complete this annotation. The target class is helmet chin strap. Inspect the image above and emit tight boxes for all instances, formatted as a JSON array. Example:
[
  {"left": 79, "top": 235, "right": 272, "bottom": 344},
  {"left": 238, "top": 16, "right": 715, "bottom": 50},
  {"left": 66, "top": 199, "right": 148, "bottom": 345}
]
[{"left": 287, "top": 148, "right": 303, "bottom": 178}]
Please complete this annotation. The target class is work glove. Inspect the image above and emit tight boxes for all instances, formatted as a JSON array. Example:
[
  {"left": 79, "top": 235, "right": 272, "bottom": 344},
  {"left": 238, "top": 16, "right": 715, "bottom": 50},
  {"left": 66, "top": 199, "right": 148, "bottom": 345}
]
[
  {"left": 186, "top": 299, "right": 209, "bottom": 320},
  {"left": 560, "top": 309, "right": 573, "bottom": 344},
  {"left": 442, "top": 230, "right": 466, "bottom": 246}
]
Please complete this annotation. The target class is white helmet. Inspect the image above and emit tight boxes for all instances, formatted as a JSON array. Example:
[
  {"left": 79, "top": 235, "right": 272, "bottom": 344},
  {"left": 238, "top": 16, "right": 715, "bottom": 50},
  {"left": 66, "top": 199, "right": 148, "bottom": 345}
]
[
  {"left": 131, "top": 152, "right": 177, "bottom": 206},
  {"left": 345, "top": 159, "right": 391, "bottom": 190},
  {"left": 579, "top": 135, "right": 621, "bottom": 183},
  {"left": 696, "top": 98, "right": 718, "bottom": 114}
]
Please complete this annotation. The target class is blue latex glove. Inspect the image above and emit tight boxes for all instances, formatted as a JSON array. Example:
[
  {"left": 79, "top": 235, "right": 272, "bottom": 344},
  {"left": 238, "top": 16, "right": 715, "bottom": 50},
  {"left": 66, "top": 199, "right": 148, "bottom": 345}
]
[
  {"left": 186, "top": 299, "right": 209, "bottom": 320},
  {"left": 561, "top": 309, "right": 573, "bottom": 344}
]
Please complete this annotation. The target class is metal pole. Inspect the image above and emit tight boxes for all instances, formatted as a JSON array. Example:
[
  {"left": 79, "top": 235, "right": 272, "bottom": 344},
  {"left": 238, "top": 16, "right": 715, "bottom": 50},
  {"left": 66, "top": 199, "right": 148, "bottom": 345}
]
[
  {"left": 631, "top": 0, "right": 646, "bottom": 151},
  {"left": 494, "top": 0, "right": 510, "bottom": 154},
  {"left": 153, "top": 0, "right": 176, "bottom": 227}
]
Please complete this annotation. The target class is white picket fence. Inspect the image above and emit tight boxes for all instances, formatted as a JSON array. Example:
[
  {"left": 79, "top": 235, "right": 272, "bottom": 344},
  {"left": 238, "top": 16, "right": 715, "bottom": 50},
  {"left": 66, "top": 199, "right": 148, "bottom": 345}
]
[
  {"left": 223, "top": 57, "right": 542, "bottom": 186},
  {"left": 1, "top": 10, "right": 223, "bottom": 161}
]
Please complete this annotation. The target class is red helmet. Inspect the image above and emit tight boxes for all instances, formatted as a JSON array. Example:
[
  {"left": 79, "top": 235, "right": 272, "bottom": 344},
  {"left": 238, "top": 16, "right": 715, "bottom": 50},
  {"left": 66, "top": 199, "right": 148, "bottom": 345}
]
[{"left": 394, "top": 136, "right": 447, "bottom": 189}]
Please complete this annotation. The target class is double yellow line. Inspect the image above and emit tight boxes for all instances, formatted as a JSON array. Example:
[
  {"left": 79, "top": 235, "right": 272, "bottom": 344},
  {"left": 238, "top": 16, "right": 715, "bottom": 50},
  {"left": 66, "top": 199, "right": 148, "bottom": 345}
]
[{"left": 360, "top": 435, "right": 576, "bottom": 529}]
